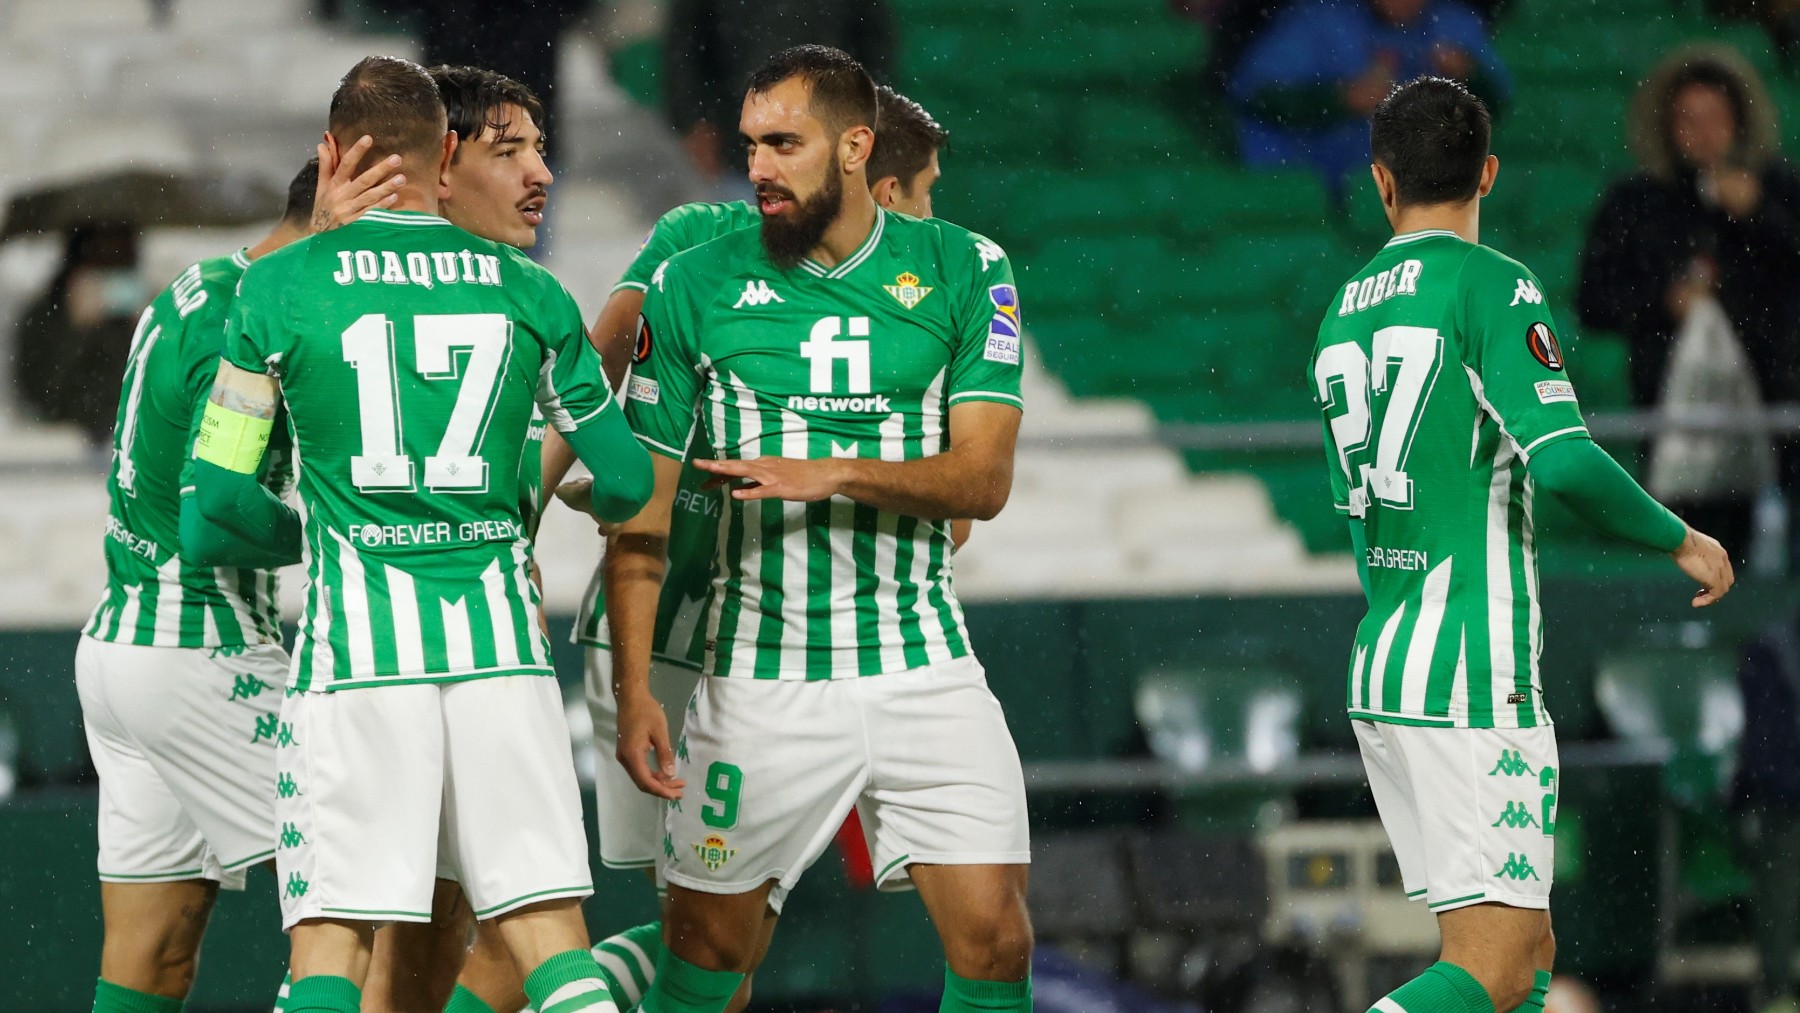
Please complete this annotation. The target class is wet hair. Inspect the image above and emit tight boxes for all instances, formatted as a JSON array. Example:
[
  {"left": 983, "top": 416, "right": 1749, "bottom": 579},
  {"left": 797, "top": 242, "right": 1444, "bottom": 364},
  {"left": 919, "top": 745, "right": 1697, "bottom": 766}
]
[
  {"left": 327, "top": 56, "right": 447, "bottom": 176},
  {"left": 1370, "top": 76, "right": 1491, "bottom": 207},
  {"left": 868, "top": 86, "right": 947, "bottom": 191},
  {"left": 745, "top": 45, "right": 879, "bottom": 140},
  {"left": 282, "top": 158, "right": 319, "bottom": 224},
  {"left": 429, "top": 64, "right": 546, "bottom": 160}
]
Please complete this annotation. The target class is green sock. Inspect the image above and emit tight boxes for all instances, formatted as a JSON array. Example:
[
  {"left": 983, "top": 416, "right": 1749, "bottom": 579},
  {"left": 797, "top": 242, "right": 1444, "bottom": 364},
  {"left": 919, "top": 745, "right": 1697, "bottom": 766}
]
[
  {"left": 284, "top": 975, "right": 360, "bottom": 1013},
  {"left": 1515, "top": 970, "right": 1552, "bottom": 1012},
  {"left": 591, "top": 921, "right": 663, "bottom": 1008},
  {"left": 636, "top": 949, "right": 743, "bottom": 1013},
  {"left": 92, "top": 979, "right": 184, "bottom": 1013},
  {"left": 940, "top": 966, "right": 1032, "bottom": 1012},
  {"left": 524, "top": 949, "right": 620, "bottom": 1013},
  {"left": 273, "top": 971, "right": 291, "bottom": 1013},
  {"left": 445, "top": 984, "right": 499, "bottom": 1013},
  {"left": 1368, "top": 961, "right": 1495, "bottom": 1013}
]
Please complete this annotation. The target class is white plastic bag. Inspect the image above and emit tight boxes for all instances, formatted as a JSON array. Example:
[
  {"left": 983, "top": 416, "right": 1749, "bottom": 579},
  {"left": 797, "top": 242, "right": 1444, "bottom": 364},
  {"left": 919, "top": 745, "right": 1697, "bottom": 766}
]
[{"left": 1648, "top": 295, "right": 1776, "bottom": 501}]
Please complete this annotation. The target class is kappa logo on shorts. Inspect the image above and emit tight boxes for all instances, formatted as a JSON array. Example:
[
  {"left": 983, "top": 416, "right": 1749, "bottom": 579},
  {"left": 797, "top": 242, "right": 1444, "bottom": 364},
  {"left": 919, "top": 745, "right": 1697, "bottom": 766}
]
[
  {"left": 1494, "top": 853, "right": 1542, "bottom": 882},
  {"left": 1491, "top": 801, "right": 1541, "bottom": 830},
  {"left": 230, "top": 674, "right": 272, "bottom": 701},
  {"left": 693, "top": 834, "right": 737, "bottom": 872},
  {"left": 276, "top": 773, "right": 302, "bottom": 799},
  {"left": 279, "top": 822, "right": 306, "bottom": 849},
  {"left": 676, "top": 734, "right": 690, "bottom": 763},
  {"left": 1488, "top": 750, "right": 1535, "bottom": 777},
  {"left": 283, "top": 871, "right": 310, "bottom": 899},
  {"left": 252, "top": 714, "right": 279, "bottom": 744}
]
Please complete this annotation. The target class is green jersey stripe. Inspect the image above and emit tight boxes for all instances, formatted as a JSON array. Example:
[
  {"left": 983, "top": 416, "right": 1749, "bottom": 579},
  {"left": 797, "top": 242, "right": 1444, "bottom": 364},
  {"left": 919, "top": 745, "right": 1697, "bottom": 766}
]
[
  {"left": 825, "top": 496, "right": 859, "bottom": 677},
  {"left": 774, "top": 414, "right": 810, "bottom": 677}
]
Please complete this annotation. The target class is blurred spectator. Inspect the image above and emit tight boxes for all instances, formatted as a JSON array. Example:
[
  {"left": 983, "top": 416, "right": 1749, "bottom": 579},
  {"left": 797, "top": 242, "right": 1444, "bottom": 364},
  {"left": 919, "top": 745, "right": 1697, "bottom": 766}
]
[
  {"left": 1576, "top": 45, "right": 1800, "bottom": 564},
  {"left": 1731, "top": 608, "right": 1800, "bottom": 1012},
  {"left": 371, "top": 0, "right": 591, "bottom": 139},
  {"left": 1225, "top": 0, "right": 1509, "bottom": 195},
  {"left": 662, "top": 0, "right": 892, "bottom": 189},
  {"left": 12, "top": 223, "right": 144, "bottom": 445}
]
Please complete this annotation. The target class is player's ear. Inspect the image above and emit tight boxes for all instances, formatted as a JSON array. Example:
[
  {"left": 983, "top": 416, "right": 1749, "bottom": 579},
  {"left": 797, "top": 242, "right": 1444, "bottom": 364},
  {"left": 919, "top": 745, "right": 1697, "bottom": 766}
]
[
  {"left": 870, "top": 175, "right": 899, "bottom": 209},
  {"left": 1477, "top": 154, "right": 1500, "bottom": 198},
  {"left": 841, "top": 124, "right": 874, "bottom": 175},
  {"left": 1371, "top": 162, "right": 1398, "bottom": 219},
  {"left": 437, "top": 131, "right": 458, "bottom": 195}
]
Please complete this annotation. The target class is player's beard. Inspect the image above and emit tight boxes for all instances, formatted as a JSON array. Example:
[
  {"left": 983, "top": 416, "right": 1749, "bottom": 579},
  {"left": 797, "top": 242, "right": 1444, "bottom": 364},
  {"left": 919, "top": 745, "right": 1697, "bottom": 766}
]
[{"left": 759, "top": 160, "right": 844, "bottom": 271}]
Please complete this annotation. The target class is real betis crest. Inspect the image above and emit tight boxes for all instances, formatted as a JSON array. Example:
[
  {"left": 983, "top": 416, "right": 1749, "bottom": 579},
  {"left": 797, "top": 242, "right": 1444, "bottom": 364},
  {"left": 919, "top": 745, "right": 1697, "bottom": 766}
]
[
  {"left": 884, "top": 271, "right": 932, "bottom": 310},
  {"left": 694, "top": 833, "right": 737, "bottom": 872}
]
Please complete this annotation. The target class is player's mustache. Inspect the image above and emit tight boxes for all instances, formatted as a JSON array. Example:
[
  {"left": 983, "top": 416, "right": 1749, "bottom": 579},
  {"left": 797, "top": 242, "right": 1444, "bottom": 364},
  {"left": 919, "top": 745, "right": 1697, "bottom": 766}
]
[
  {"left": 517, "top": 187, "right": 548, "bottom": 209},
  {"left": 756, "top": 186, "right": 797, "bottom": 202}
]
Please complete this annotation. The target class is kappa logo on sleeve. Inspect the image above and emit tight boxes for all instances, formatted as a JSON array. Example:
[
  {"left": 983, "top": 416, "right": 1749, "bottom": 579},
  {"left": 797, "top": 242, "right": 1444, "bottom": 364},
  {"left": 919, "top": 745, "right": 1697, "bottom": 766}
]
[
  {"left": 1526, "top": 322, "right": 1564, "bottom": 371},
  {"left": 1535, "top": 380, "right": 1577, "bottom": 404},
  {"left": 1511, "top": 278, "right": 1543, "bottom": 306},
  {"left": 985, "top": 284, "right": 1021, "bottom": 364},
  {"left": 632, "top": 316, "right": 653, "bottom": 364}
]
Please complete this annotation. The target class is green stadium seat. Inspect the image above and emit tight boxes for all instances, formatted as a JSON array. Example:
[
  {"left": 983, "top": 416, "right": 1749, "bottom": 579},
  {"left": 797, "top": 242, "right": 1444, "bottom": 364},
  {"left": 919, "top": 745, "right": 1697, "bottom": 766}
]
[
  {"left": 1010, "top": 170, "right": 1176, "bottom": 238},
  {"left": 1162, "top": 165, "right": 1333, "bottom": 240}
]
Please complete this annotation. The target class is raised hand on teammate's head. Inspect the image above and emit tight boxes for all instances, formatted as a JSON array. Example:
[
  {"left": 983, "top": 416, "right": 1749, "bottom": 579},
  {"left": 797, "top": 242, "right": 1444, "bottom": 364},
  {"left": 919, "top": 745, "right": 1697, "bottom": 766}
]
[
  {"left": 1674, "top": 526, "right": 1735, "bottom": 607},
  {"left": 310, "top": 134, "right": 404, "bottom": 233}
]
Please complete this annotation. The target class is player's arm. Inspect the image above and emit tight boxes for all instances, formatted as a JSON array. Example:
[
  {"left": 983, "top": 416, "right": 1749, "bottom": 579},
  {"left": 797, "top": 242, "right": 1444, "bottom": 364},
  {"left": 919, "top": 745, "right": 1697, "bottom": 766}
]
[
  {"left": 186, "top": 360, "right": 303, "bottom": 567},
  {"left": 1527, "top": 439, "right": 1731, "bottom": 605},
  {"left": 1460, "top": 250, "right": 1732, "bottom": 605},
  {"left": 588, "top": 286, "right": 645, "bottom": 391},
  {"left": 603, "top": 453, "right": 685, "bottom": 799},
  {"left": 695, "top": 401, "right": 1019, "bottom": 519},
  {"left": 536, "top": 281, "right": 654, "bottom": 522}
]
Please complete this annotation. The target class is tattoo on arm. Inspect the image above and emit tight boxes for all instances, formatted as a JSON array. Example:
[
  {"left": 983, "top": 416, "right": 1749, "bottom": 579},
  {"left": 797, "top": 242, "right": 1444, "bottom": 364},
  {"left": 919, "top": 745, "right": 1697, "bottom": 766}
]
[{"left": 210, "top": 360, "right": 280, "bottom": 419}]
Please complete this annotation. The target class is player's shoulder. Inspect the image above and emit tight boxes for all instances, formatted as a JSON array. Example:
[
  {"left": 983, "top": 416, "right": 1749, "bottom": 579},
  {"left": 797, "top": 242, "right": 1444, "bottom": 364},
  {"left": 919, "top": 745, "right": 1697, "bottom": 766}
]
[
  {"left": 1457, "top": 242, "right": 1545, "bottom": 295},
  {"left": 893, "top": 213, "right": 1011, "bottom": 281},
  {"left": 654, "top": 199, "right": 759, "bottom": 244},
  {"left": 656, "top": 223, "right": 761, "bottom": 288}
]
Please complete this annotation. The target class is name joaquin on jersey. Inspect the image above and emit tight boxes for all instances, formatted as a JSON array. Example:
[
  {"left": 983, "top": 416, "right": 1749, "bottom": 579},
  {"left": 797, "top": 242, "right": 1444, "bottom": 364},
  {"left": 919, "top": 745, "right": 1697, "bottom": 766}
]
[{"left": 330, "top": 248, "right": 504, "bottom": 289}]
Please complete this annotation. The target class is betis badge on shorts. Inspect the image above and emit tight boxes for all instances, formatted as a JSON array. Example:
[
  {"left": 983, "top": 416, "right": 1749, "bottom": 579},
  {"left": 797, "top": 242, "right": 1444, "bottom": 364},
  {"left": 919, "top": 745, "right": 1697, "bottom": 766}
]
[
  {"left": 694, "top": 834, "right": 737, "bottom": 872},
  {"left": 885, "top": 271, "right": 932, "bottom": 310}
]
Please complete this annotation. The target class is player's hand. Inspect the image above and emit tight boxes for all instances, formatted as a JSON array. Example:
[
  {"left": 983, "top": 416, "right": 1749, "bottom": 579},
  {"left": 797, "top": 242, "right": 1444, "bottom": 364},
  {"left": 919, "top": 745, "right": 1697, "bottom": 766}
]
[
  {"left": 311, "top": 135, "right": 404, "bottom": 233},
  {"left": 616, "top": 689, "right": 685, "bottom": 800},
  {"left": 1673, "top": 526, "right": 1735, "bottom": 607},
  {"left": 529, "top": 559, "right": 549, "bottom": 636},
  {"left": 553, "top": 477, "right": 626, "bottom": 535},
  {"left": 695, "top": 456, "right": 844, "bottom": 502},
  {"left": 1711, "top": 168, "right": 1763, "bottom": 219}
]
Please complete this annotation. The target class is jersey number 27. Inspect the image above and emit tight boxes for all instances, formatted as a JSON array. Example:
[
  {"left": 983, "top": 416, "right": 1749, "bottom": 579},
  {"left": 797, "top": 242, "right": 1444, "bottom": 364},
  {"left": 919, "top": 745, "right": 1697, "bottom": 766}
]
[{"left": 1315, "top": 326, "right": 1444, "bottom": 516}]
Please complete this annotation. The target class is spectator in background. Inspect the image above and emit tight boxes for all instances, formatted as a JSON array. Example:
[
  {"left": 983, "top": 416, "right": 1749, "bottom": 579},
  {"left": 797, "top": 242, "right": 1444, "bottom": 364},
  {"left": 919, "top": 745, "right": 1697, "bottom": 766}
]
[
  {"left": 13, "top": 223, "right": 144, "bottom": 447},
  {"left": 1577, "top": 45, "right": 1800, "bottom": 564},
  {"left": 371, "top": 0, "right": 591, "bottom": 139},
  {"left": 1226, "top": 0, "right": 1508, "bottom": 196},
  {"left": 662, "top": 0, "right": 892, "bottom": 190}
]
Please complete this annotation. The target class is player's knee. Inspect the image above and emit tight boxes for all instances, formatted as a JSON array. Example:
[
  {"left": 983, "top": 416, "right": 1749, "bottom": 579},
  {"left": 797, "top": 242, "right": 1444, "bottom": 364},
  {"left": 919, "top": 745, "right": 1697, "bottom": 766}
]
[
  {"left": 945, "top": 908, "right": 1034, "bottom": 981},
  {"left": 102, "top": 932, "right": 203, "bottom": 995},
  {"left": 1470, "top": 962, "right": 1537, "bottom": 1012},
  {"left": 665, "top": 907, "right": 760, "bottom": 973}
]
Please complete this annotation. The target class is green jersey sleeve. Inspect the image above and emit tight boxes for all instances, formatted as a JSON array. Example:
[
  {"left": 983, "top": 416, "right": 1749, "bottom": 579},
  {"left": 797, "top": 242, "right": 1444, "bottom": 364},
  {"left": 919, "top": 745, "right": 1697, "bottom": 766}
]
[
  {"left": 945, "top": 233, "right": 1024, "bottom": 411},
  {"left": 1456, "top": 247, "right": 1588, "bottom": 461},
  {"left": 531, "top": 270, "right": 616, "bottom": 432},
  {"left": 625, "top": 255, "right": 705, "bottom": 459},
  {"left": 614, "top": 202, "right": 754, "bottom": 293},
  {"left": 220, "top": 261, "right": 289, "bottom": 377}
]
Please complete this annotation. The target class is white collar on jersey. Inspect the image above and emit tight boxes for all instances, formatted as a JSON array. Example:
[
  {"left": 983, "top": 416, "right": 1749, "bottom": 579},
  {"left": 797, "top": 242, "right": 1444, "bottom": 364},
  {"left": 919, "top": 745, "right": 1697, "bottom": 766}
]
[
  {"left": 231, "top": 248, "right": 252, "bottom": 269},
  {"left": 1384, "top": 229, "right": 1463, "bottom": 248},
  {"left": 359, "top": 209, "right": 454, "bottom": 227},
  {"left": 797, "top": 209, "right": 886, "bottom": 280}
]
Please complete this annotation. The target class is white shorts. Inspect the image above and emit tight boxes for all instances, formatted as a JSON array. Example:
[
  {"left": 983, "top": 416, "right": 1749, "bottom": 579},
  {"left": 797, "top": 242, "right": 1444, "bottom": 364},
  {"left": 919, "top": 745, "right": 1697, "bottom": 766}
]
[
  {"left": 1354, "top": 720, "right": 1559, "bottom": 914},
  {"left": 275, "top": 675, "right": 591, "bottom": 929},
  {"left": 584, "top": 647, "right": 700, "bottom": 871},
  {"left": 76, "top": 636, "right": 290, "bottom": 890},
  {"left": 663, "top": 655, "right": 1030, "bottom": 908}
]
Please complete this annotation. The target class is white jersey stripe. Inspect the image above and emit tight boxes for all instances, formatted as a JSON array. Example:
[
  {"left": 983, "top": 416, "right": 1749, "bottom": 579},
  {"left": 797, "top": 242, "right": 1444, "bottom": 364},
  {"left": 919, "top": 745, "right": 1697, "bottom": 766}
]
[
  {"left": 827, "top": 495, "right": 858, "bottom": 670},
  {"left": 211, "top": 565, "right": 258, "bottom": 645},
  {"left": 151, "top": 556, "right": 185, "bottom": 647},
  {"left": 482, "top": 558, "right": 520, "bottom": 669},
  {"left": 722, "top": 373, "right": 764, "bottom": 674},
  {"left": 333, "top": 531, "right": 377, "bottom": 679},
  {"left": 1368, "top": 601, "right": 1405, "bottom": 711},
  {"left": 511, "top": 542, "right": 548, "bottom": 667},
  {"left": 1350, "top": 644, "right": 1370, "bottom": 711},
  {"left": 1522, "top": 480, "right": 1546, "bottom": 723},
  {"left": 874, "top": 413, "right": 909, "bottom": 673},
  {"left": 117, "top": 586, "right": 141, "bottom": 649},
  {"left": 1486, "top": 441, "right": 1518, "bottom": 721},
  {"left": 911, "top": 371, "right": 952, "bottom": 665},
  {"left": 441, "top": 597, "right": 475, "bottom": 672},
  {"left": 387, "top": 564, "right": 426, "bottom": 676},
  {"left": 1400, "top": 557, "right": 1453, "bottom": 715},
  {"left": 777, "top": 411, "right": 810, "bottom": 675}
]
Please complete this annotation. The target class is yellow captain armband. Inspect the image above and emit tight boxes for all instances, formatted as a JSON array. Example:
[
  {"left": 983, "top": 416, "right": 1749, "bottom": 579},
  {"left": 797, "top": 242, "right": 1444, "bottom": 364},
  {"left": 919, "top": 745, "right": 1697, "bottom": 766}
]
[{"left": 195, "top": 400, "right": 273, "bottom": 474}]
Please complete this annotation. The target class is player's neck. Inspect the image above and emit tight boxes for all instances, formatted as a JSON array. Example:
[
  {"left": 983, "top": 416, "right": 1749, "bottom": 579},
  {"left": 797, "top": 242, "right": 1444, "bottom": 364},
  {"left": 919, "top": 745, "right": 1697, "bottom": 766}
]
[
  {"left": 1391, "top": 201, "right": 1480, "bottom": 245},
  {"left": 386, "top": 184, "right": 442, "bottom": 218},
  {"left": 809, "top": 190, "right": 879, "bottom": 269},
  {"left": 246, "top": 221, "right": 310, "bottom": 260}
]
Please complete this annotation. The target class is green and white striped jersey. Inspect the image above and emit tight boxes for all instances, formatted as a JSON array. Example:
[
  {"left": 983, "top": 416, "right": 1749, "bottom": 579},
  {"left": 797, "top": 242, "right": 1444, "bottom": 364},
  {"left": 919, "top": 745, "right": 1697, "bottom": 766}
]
[
  {"left": 222, "top": 209, "right": 620, "bottom": 691},
  {"left": 1310, "top": 231, "right": 1589, "bottom": 729},
  {"left": 631, "top": 209, "right": 1023, "bottom": 680},
  {"left": 87, "top": 251, "right": 290, "bottom": 648},
  {"left": 575, "top": 200, "right": 757, "bottom": 667}
]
